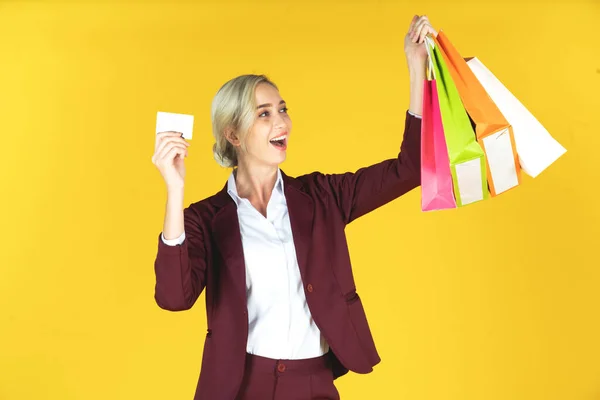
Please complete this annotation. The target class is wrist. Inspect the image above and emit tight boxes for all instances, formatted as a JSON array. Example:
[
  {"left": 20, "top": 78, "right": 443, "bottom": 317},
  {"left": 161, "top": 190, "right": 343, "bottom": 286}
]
[
  {"left": 408, "top": 62, "right": 426, "bottom": 117},
  {"left": 166, "top": 184, "right": 185, "bottom": 199},
  {"left": 408, "top": 62, "right": 426, "bottom": 81}
]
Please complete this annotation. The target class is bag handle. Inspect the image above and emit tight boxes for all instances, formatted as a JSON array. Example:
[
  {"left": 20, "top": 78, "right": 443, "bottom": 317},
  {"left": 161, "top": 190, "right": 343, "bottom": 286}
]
[{"left": 424, "top": 34, "right": 436, "bottom": 81}]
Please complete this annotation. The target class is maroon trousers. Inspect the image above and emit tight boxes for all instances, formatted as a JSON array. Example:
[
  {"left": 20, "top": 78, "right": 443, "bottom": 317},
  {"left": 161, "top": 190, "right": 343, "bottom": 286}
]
[{"left": 235, "top": 352, "right": 341, "bottom": 400}]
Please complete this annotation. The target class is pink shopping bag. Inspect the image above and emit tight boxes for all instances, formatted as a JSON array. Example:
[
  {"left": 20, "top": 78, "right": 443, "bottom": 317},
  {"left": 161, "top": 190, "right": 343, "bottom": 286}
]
[{"left": 421, "top": 78, "right": 457, "bottom": 211}]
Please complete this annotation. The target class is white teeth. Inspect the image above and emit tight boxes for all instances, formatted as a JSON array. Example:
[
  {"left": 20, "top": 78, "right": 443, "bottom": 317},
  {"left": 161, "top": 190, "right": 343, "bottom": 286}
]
[{"left": 270, "top": 136, "right": 286, "bottom": 142}]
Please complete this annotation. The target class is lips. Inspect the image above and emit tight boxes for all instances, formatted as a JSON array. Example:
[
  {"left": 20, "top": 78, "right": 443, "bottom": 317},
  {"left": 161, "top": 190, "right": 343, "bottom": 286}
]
[{"left": 269, "top": 132, "right": 288, "bottom": 150}]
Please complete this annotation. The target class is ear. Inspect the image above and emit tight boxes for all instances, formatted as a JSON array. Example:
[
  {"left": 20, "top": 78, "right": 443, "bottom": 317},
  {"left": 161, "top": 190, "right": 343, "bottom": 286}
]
[{"left": 224, "top": 127, "right": 241, "bottom": 147}]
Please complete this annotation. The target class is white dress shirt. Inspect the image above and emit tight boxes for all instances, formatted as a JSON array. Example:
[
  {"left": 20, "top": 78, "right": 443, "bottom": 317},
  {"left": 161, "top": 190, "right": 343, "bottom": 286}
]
[{"left": 161, "top": 168, "right": 329, "bottom": 360}]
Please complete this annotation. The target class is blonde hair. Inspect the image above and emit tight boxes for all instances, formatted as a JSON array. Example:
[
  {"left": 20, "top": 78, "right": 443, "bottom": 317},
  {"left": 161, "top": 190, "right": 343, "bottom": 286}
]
[{"left": 211, "top": 74, "right": 279, "bottom": 168}]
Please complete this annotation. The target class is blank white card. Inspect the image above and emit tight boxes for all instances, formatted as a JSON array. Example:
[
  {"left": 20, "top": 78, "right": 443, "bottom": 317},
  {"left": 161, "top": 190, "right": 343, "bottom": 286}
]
[{"left": 156, "top": 111, "right": 194, "bottom": 139}]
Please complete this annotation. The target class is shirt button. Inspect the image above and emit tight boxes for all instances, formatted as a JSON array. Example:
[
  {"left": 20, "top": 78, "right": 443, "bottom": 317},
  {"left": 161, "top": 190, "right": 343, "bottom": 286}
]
[
  {"left": 307, "top": 284, "right": 313, "bottom": 293},
  {"left": 277, "top": 363, "right": 286, "bottom": 373}
]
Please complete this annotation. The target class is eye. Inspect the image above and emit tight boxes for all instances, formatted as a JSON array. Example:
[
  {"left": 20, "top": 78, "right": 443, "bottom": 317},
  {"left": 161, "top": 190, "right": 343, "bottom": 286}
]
[{"left": 258, "top": 107, "right": 288, "bottom": 118}]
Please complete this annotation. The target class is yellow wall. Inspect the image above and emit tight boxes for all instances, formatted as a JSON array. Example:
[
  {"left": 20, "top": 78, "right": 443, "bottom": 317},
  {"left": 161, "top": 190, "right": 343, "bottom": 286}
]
[{"left": 1, "top": 1, "right": 598, "bottom": 399}]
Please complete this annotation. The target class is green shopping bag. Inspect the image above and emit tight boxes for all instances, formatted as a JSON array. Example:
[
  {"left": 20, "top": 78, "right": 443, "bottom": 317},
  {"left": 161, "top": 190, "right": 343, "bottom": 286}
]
[{"left": 425, "top": 35, "right": 489, "bottom": 206}]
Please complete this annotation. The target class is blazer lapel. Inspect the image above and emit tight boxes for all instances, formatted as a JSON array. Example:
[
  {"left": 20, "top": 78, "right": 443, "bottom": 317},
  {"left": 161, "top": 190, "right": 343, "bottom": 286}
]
[
  {"left": 281, "top": 171, "right": 314, "bottom": 281},
  {"left": 211, "top": 185, "right": 247, "bottom": 306},
  {"left": 208, "top": 171, "right": 315, "bottom": 306}
]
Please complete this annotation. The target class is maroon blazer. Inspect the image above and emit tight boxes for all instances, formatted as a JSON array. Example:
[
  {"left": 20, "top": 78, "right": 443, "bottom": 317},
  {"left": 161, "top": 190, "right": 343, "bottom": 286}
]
[{"left": 154, "top": 112, "right": 421, "bottom": 400}]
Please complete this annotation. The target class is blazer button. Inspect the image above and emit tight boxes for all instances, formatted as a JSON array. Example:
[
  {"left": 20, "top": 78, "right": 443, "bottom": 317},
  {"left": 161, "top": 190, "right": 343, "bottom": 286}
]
[{"left": 307, "top": 284, "right": 313, "bottom": 293}]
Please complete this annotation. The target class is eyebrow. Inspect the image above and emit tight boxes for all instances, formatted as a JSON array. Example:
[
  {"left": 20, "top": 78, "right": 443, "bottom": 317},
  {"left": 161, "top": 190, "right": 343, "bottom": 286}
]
[{"left": 256, "top": 100, "right": 286, "bottom": 109}]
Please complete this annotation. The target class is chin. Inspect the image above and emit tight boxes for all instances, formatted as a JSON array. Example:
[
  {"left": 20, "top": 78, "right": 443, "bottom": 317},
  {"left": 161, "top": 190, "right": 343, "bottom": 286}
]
[
  {"left": 267, "top": 154, "right": 286, "bottom": 167},
  {"left": 272, "top": 158, "right": 286, "bottom": 167}
]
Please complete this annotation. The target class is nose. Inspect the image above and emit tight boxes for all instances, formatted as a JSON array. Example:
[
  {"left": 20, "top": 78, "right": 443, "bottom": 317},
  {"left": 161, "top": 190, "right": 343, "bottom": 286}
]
[{"left": 273, "top": 111, "right": 287, "bottom": 129}]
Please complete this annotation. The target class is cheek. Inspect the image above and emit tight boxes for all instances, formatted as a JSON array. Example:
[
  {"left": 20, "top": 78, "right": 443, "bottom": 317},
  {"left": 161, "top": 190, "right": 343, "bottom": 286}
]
[{"left": 247, "top": 124, "right": 271, "bottom": 148}]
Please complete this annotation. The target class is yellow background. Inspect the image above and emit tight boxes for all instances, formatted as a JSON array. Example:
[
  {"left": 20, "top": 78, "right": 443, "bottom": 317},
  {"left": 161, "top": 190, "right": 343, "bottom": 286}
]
[{"left": 1, "top": 1, "right": 599, "bottom": 399}]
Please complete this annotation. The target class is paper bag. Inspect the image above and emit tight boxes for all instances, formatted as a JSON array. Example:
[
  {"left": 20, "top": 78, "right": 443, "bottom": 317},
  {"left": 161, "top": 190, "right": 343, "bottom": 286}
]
[
  {"left": 421, "top": 76, "right": 457, "bottom": 211},
  {"left": 425, "top": 35, "right": 488, "bottom": 206},
  {"left": 436, "top": 31, "right": 521, "bottom": 196},
  {"left": 466, "top": 57, "right": 566, "bottom": 177}
]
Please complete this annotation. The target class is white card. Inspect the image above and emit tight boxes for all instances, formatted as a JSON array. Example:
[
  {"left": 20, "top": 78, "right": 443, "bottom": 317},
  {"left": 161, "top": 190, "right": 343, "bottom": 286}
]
[{"left": 156, "top": 111, "right": 194, "bottom": 139}]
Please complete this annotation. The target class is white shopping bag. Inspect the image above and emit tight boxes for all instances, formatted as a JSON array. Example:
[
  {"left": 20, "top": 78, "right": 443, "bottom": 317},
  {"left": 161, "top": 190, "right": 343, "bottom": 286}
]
[{"left": 466, "top": 58, "right": 566, "bottom": 178}]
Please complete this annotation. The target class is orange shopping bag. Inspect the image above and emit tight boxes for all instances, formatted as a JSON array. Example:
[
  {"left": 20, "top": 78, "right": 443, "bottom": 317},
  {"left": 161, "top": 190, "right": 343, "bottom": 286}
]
[{"left": 435, "top": 31, "right": 521, "bottom": 197}]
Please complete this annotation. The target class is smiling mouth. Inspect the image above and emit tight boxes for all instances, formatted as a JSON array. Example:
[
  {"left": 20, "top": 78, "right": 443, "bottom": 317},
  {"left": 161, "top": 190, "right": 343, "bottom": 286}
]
[{"left": 269, "top": 135, "right": 288, "bottom": 150}]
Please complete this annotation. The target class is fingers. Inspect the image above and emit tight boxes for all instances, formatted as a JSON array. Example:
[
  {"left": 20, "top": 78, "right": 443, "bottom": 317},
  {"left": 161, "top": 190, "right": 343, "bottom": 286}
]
[
  {"left": 155, "top": 146, "right": 187, "bottom": 166},
  {"left": 412, "top": 16, "right": 429, "bottom": 43},
  {"left": 410, "top": 15, "right": 436, "bottom": 44},
  {"left": 155, "top": 135, "right": 189, "bottom": 159},
  {"left": 153, "top": 142, "right": 188, "bottom": 165},
  {"left": 154, "top": 135, "right": 190, "bottom": 160},
  {"left": 155, "top": 131, "right": 186, "bottom": 151},
  {"left": 164, "top": 146, "right": 187, "bottom": 163},
  {"left": 418, "top": 24, "right": 435, "bottom": 45},
  {"left": 157, "top": 141, "right": 188, "bottom": 162},
  {"left": 155, "top": 131, "right": 184, "bottom": 152},
  {"left": 409, "top": 14, "right": 418, "bottom": 31},
  {"left": 153, "top": 142, "right": 187, "bottom": 166},
  {"left": 408, "top": 15, "right": 419, "bottom": 40}
]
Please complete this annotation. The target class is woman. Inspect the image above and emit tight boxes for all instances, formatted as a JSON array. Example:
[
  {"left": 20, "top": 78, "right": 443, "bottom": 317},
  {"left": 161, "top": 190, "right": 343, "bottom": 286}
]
[{"left": 152, "top": 15, "right": 436, "bottom": 400}]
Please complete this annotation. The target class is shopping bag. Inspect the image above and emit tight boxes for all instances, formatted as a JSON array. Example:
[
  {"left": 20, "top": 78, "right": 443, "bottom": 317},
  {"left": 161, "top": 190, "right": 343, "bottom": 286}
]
[
  {"left": 425, "top": 35, "right": 488, "bottom": 207},
  {"left": 466, "top": 57, "right": 566, "bottom": 178},
  {"left": 436, "top": 31, "right": 521, "bottom": 196},
  {"left": 421, "top": 69, "right": 457, "bottom": 211}
]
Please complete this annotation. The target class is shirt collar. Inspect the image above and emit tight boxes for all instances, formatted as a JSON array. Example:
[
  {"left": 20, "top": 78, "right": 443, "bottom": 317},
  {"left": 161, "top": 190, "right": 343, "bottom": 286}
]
[{"left": 227, "top": 168, "right": 285, "bottom": 207}]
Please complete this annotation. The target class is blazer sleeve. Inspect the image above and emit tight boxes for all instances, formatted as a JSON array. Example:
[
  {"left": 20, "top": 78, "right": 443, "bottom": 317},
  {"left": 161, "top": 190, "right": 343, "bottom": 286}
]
[
  {"left": 317, "top": 111, "right": 421, "bottom": 224},
  {"left": 153, "top": 205, "right": 209, "bottom": 311}
]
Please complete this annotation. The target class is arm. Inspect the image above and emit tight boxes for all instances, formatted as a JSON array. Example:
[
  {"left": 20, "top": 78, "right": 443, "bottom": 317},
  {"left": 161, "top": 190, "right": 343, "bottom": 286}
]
[
  {"left": 318, "top": 110, "right": 421, "bottom": 224},
  {"left": 154, "top": 201, "right": 209, "bottom": 311},
  {"left": 408, "top": 58, "right": 426, "bottom": 117},
  {"left": 316, "top": 15, "right": 433, "bottom": 224}
]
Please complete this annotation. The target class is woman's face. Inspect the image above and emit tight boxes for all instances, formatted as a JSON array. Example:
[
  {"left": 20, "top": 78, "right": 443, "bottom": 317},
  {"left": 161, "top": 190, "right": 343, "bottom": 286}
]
[{"left": 236, "top": 82, "right": 292, "bottom": 168}]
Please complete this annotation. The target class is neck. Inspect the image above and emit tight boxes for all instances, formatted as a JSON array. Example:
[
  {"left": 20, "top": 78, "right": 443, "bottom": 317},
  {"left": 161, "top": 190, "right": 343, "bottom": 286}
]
[{"left": 233, "top": 160, "right": 279, "bottom": 205}]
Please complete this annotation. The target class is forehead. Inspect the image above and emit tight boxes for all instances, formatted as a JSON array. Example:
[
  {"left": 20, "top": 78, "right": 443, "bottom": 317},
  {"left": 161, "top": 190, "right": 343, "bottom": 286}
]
[{"left": 255, "top": 83, "right": 282, "bottom": 104}]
